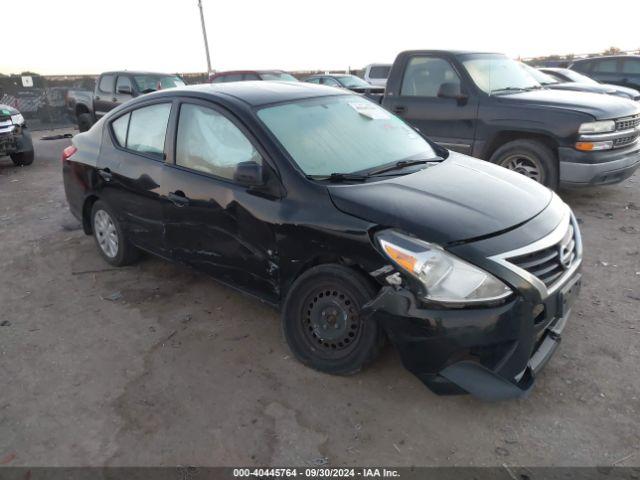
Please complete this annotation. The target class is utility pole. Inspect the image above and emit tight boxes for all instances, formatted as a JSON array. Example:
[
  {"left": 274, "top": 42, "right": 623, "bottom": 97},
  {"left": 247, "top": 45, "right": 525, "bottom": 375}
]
[{"left": 198, "top": 0, "right": 212, "bottom": 74}]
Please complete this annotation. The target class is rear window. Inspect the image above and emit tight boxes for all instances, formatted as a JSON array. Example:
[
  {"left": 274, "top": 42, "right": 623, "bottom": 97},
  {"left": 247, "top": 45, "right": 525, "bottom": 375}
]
[
  {"left": 111, "top": 113, "right": 130, "bottom": 146},
  {"left": 98, "top": 74, "right": 115, "bottom": 93},
  {"left": 368, "top": 66, "right": 391, "bottom": 79}
]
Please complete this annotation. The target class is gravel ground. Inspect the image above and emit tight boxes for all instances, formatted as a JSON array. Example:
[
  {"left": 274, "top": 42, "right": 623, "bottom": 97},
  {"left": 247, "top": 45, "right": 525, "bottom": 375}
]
[{"left": 0, "top": 130, "right": 639, "bottom": 468}]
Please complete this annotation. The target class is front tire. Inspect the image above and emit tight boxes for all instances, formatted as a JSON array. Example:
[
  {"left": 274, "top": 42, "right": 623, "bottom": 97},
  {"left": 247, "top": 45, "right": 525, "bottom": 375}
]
[
  {"left": 10, "top": 149, "right": 34, "bottom": 166},
  {"left": 91, "top": 200, "right": 139, "bottom": 266},
  {"left": 282, "top": 264, "right": 385, "bottom": 375},
  {"left": 489, "top": 139, "right": 558, "bottom": 189}
]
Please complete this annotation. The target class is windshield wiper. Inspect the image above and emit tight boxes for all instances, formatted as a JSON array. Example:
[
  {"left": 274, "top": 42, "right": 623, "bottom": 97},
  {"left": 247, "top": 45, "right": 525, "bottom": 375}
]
[
  {"left": 367, "top": 159, "right": 439, "bottom": 176},
  {"left": 307, "top": 172, "right": 369, "bottom": 182},
  {"left": 490, "top": 87, "right": 528, "bottom": 95}
]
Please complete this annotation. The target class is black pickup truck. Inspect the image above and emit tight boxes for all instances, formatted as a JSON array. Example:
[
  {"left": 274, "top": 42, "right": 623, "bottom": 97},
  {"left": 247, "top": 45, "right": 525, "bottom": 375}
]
[
  {"left": 381, "top": 50, "right": 640, "bottom": 188},
  {"left": 70, "top": 71, "right": 185, "bottom": 132}
]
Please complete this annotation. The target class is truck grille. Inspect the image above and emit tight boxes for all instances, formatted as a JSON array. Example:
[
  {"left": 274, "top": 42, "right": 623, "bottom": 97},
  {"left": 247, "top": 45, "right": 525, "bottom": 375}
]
[
  {"left": 616, "top": 115, "right": 640, "bottom": 131},
  {"left": 507, "top": 222, "right": 577, "bottom": 288}
]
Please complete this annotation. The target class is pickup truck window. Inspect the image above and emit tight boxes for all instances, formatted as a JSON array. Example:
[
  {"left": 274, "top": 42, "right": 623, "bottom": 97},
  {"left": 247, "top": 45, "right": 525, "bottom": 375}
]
[
  {"left": 116, "top": 76, "right": 132, "bottom": 91},
  {"left": 400, "top": 57, "right": 461, "bottom": 97},
  {"left": 98, "top": 74, "right": 115, "bottom": 94},
  {"left": 257, "top": 95, "right": 436, "bottom": 176},
  {"left": 461, "top": 54, "right": 539, "bottom": 94},
  {"left": 133, "top": 75, "right": 185, "bottom": 92},
  {"left": 368, "top": 65, "right": 391, "bottom": 79}
]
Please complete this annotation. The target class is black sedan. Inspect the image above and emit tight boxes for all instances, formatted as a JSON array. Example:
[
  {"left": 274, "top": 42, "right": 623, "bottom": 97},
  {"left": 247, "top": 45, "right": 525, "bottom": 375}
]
[
  {"left": 62, "top": 82, "right": 582, "bottom": 400},
  {"left": 535, "top": 66, "right": 640, "bottom": 101}
]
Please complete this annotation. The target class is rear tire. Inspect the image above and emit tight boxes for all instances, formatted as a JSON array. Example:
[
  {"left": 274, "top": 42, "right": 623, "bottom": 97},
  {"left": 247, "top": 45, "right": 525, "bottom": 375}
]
[
  {"left": 10, "top": 149, "right": 34, "bottom": 166},
  {"left": 90, "top": 200, "right": 139, "bottom": 267},
  {"left": 489, "top": 139, "right": 558, "bottom": 190},
  {"left": 78, "top": 113, "right": 93, "bottom": 132},
  {"left": 282, "top": 264, "right": 385, "bottom": 375}
]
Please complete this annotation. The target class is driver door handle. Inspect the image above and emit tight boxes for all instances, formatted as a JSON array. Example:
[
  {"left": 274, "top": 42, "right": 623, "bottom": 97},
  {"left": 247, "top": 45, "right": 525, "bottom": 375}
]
[
  {"left": 97, "top": 168, "right": 112, "bottom": 182},
  {"left": 167, "top": 190, "right": 189, "bottom": 207},
  {"left": 393, "top": 105, "right": 407, "bottom": 114}
]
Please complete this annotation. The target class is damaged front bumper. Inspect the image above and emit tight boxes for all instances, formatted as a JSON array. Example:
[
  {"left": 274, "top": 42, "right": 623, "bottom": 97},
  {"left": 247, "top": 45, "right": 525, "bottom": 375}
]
[
  {"left": 362, "top": 274, "right": 581, "bottom": 401},
  {"left": 0, "top": 123, "right": 31, "bottom": 156}
]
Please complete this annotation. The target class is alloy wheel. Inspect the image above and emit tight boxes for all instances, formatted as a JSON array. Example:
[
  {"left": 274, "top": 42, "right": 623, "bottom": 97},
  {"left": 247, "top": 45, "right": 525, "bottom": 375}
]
[{"left": 94, "top": 209, "right": 119, "bottom": 258}]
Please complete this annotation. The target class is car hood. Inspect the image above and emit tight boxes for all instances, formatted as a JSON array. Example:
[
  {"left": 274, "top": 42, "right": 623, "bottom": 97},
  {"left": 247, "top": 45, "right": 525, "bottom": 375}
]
[
  {"left": 547, "top": 82, "right": 616, "bottom": 95},
  {"left": 328, "top": 152, "right": 553, "bottom": 245},
  {"left": 496, "top": 88, "right": 640, "bottom": 120},
  {"left": 0, "top": 104, "right": 19, "bottom": 116}
]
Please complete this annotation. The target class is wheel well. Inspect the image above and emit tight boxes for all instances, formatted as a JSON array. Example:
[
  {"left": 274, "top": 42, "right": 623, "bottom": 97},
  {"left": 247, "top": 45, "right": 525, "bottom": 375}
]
[
  {"left": 484, "top": 131, "right": 559, "bottom": 160},
  {"left": 82, "top": 195, "right": 99, "bottom": 234},
  {"left": 76, "top": 104, "right": 89, "bottom": 117},
  {"left": 283, "top": 255, "right": 379, "bottom": 300}
]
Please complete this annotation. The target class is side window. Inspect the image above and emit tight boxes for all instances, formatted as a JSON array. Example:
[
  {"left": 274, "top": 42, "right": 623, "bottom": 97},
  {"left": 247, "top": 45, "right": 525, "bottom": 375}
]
[
  {"left": 211, "top": 76, "right": 226, "bottom": 83},
  {"left": 223, "top": 74, "right": 243, "bottom": 82},
  {"left": 126, "top": 103, "right": 171, "bottom": 158},
  {"left": 116, "top": 76, "right": 132, "bottom": 92},
  {"left": 622, "top": 59, "right": 640, "bottom": 75},
  {"left": 321, "top": 77, "right": 340, "bottom": 87},
  {"left": 306, "top": 78, "right": 321, "bottom": 84},
  {"left": 98, "top": 74, "right": 115, "bottom": 93},
  {"left": 243, "top": 73, "right": 260, "bottom": 80},
  {"left": 401, "top": 57, "right": 461, "bottom": 97},
  {"left": 111, "top": 113, "right": 130, "bottom": 147},
  {"left": 572, "top": 61, "right": 592, "bottom": 73},
  {"left": 176, "top": 103, "right": 262, "bottom": 181},
  {"left": 593, "top": 59, "right": 618, "bottom": 73}
]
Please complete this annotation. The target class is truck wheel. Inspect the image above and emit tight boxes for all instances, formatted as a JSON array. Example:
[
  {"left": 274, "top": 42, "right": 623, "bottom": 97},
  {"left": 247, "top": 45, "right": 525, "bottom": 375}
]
[
  {"left": 78, "top": 113, "right": 93, "bottom": 132},
  {"left": 489, "top": 140, "right": 558, "bottom": 189},
  {"left": 91, "top": 200, "right": 140, "bottom": 267},
  {"left": 282, "top": 264, "right": 385, "bottom": 376},
  {"left": 10, "top": 149, "right": 35, "bottom": 166}
]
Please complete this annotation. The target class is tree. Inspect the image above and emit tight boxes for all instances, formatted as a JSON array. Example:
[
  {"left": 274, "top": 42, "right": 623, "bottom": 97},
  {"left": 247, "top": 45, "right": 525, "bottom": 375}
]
[{"left": 603, "top": 46, "right": 621, "bottom": 55}]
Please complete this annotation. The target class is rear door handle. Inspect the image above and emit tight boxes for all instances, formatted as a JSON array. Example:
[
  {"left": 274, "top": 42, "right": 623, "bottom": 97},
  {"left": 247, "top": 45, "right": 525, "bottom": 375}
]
[
  {"left": 167, "top": 190, "right": 189, "bottom": 207},
  {"left": 97, "top": 168, "right": 112, "bottom": 182},
  {"left": 393, "top": 105, "right": 407, "bottom": 114}
]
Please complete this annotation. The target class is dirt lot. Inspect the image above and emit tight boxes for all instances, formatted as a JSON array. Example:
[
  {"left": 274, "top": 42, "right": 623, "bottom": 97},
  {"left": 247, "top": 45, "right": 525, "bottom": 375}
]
[{"left": 1, "top": 130, "right": 639, "bottom": 468}]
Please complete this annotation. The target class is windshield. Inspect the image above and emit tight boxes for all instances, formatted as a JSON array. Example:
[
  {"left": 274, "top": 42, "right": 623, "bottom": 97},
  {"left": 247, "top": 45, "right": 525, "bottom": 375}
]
[
  {"left": 461, "top": 54, "right": 541, "bottom": 94},
  {"left": 521, "top": 64, "right": 558, "bottom": 85},
  {"left": 336, "top": 75, "right": 371, "bottom": 88},
  {"left": 560, "top": 69, "right": 598, "bottom": 85},
  {"left": 134, "top": 75, "right": 185, "bottom": 92},
  {"left": 369, "top": 65, "right": 391, "bottom": 79},
  {"left": 257, "top": 95, "right": 438, "bottom": 176},
  {"left": 260, "top": 72, "right": 298, "bottom": 82}
]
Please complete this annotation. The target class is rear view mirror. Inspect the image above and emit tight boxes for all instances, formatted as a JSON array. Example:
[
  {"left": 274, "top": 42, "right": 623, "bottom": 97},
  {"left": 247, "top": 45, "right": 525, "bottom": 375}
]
[
  {"left": 234, "top": 161, "right": 263, "bottom": 186},
  {"left": 117, "top": 85, "right": 132, "bottom": 95},
  {"left": 437, "top": 82, "right": 468, "bottom": 104}
]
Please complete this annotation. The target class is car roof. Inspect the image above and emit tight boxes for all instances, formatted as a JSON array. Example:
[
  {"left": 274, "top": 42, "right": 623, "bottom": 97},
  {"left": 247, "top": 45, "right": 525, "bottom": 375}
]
[
  {"left": 148, "top": 81, "right": 350, "bottom": 108},
  {"left": 572, "top": 55, "right": 640, "bottom": 63},
  {"left": 399, "top": 49, "right": 501, "bottom": 57},
  {"left": 101, "top": 71, "right": 178, "bottom": 76},
  {"left": 212, "top": 70, "right": 287, "bottom": 75}
]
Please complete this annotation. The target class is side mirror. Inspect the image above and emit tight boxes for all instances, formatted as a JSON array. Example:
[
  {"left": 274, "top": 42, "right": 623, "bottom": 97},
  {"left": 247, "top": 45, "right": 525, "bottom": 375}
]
[
  {"left": 234, "top": 160, "right": 263, "bottom": 186},
  {"left": 117, "top": 85, "right": 132, "bottom": 95},
  {"left": 437, "top": 82, "right": 468, "bottom": 104}
]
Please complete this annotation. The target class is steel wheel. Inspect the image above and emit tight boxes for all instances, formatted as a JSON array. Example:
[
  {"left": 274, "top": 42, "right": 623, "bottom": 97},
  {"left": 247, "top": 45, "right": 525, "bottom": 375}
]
[
  {"left": 301, "top": 286, "right": 362, "bottom": 359},
  {"left": 499, "top": 153, "right": 544, "bottom": 183},
  {"left": 93, "top": 209, "right": 119, "bottom": 258}
]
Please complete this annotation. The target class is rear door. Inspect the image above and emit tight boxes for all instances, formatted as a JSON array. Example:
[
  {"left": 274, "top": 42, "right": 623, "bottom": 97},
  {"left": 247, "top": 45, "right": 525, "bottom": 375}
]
[
  {"left": 161, "top": 99, "right": 280, "bottom": 301},
  {"left": 97, "top": 100, "right": 173, "bottom": 255},
  {"left": 383, "top": 55, "right": 478, "bottom": 155},
  {"left": 94, "top": 74, "right": 116, "bottom": 119}
]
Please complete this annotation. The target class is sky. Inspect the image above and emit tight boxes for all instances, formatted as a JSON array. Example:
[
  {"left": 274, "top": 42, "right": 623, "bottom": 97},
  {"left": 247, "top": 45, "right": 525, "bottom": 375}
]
[{"left": 3, "top": 0, "right": 640, "bottom": 75}]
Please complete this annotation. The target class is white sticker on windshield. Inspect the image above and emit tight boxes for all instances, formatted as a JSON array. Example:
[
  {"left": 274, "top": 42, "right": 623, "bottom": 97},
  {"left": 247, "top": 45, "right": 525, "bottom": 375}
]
[{"left": 349, "top": 102, "right": 390, "bottom": 120}]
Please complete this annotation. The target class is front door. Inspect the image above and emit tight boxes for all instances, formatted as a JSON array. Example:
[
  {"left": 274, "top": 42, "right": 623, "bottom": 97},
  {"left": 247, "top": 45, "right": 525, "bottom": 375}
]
[
  {"left": 161, "top": 100, "right": 280, "bottom": 301},
  {"left": 383, "top": 55, "right": 478, "bottom": 155}
]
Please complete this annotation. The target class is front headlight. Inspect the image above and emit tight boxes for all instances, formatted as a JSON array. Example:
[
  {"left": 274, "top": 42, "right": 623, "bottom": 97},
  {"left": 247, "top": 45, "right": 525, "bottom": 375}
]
[
  {"left": 11, "top": 113, "right": 24, "bottom": 126},
  {"left": 578, "top": 120, "right": 615, "bottom": 134},
  {"left": 376, "top": 230, "right": 512, "bottom": 305}
]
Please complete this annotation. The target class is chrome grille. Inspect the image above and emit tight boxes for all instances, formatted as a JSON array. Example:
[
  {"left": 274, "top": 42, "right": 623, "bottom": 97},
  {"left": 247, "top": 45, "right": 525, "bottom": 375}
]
[
  {"left": 616, "top": 115, "right": 640, "bottom": 131},
  {"left": 507, "top": 223, "right": 577, "bottom": 288},
  {"left": 614, "top": 134, "right": 638, "bottom": 148}
]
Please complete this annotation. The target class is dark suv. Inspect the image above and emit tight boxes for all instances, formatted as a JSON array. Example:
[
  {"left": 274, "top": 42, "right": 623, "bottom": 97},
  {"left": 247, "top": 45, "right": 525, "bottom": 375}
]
[{"left": 570, "top": 55, "right": 640, "bottom": 91}]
